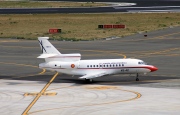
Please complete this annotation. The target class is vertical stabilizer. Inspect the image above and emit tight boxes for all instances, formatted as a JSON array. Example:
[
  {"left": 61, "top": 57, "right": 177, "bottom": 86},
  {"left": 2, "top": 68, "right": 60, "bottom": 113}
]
[
  {"left": 37, "top": 37, "right": 81, "bottom": 62},
  {"left": 38, "top": 37, "right": 61, "bottom": 54}
]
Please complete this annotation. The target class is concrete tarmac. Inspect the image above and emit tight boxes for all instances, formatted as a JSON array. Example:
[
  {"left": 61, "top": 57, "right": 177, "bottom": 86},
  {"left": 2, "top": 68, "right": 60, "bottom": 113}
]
[{"left": 0, "top": 26, "right": 180, "bottom": 115}]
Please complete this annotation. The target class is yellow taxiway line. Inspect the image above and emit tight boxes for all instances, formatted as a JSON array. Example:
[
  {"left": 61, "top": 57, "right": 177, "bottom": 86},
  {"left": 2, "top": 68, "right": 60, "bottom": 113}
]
[
  {"left": 24, "top": 92, "right": 57, "bottom": 96},
  {"left": 28, "top": 86, "right": 141, "bottom": 114},
  {"left": 22, "top": 72, "right": 59, "bottom": 115},
  {"left": 0, "top": 62, "right": 46, "bottom": 78}
]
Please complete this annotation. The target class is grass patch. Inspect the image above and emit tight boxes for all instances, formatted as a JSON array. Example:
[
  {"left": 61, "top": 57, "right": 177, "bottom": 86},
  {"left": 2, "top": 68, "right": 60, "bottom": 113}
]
[
  {"left": 0, "top": 1, "right": 107, "bottom": 8},
  {"left": 0, "top": 13, "right": 179, "bottom": 40}
]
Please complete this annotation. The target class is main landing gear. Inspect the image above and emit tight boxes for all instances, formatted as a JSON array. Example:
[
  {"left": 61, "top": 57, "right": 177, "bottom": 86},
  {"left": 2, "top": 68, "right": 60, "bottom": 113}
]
[
  {"left": 136, "top": 73, "right": 139, "bottom": 81},
  {"left": 85, "top": 78, "right": 93, "bottom": 83}
]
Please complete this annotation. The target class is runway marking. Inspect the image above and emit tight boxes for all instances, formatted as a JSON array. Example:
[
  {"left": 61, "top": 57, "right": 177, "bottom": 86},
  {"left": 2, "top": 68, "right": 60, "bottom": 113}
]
[
  {"left": 24, "top": 92, "right": 57, "bottom": 96},
  {"left": 38, "top": 69, "right": 46, "bottom": 75},
  {"left": 28, "top": 86, "right": 141, "bottom": 114},
  {"left": 86, "top": 85, "right": 118, "bottom": 90},
  {"left": 22, "top": 72, "right": 58, "bottom": 115},
  {"left": 0, "top": 29, "right": 178, "bottom": 114}
]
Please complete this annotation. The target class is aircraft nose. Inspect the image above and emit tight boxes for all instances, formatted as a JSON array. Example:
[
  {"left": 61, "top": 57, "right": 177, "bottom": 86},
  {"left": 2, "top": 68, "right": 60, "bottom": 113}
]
[{"left": 150, "top": 66, "right": 158, "bottom": 72}]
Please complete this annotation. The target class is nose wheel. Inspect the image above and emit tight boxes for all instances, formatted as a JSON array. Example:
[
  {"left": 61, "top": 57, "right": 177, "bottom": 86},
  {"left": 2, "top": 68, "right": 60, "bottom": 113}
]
[{"left": 136, "top": 73, "right": 139, "bottom": 81}]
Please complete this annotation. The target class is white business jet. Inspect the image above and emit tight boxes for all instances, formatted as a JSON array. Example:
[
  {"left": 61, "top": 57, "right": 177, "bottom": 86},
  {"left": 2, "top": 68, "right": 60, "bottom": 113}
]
[{"left": 38, "top": 37, "right": 158, "bottom": 82}]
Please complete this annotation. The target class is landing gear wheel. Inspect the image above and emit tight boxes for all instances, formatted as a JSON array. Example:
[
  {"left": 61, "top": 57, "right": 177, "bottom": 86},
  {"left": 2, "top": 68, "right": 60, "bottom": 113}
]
[
  {"left": 136, "top": 78, "right": 139, "bottom": 81},
  {"left": 85, "top": 78, "right": 93, "bottom": 83},
  {"left": 136, "top": 73, "right": 139, "bottom": 81}
]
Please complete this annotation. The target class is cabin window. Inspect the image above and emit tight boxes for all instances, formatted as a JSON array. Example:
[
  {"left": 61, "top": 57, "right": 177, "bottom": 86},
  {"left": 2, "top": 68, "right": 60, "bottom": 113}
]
[
  {"left": 104, "top": 65, "right": 105, "bottom": 67},
  {"left": 96, "top": 65, "right": 98, "bottom": 67},
  {"left": 100, "top": 65, "right": 102, "bottom": 67},
  {"left": 119, "top": 64, "right": 121, "bottom": 66},
  {"left": 87, "top": 65, "right": 89, "bottom": 67},
  {"left": 93, "top": 65, "right": 95, "bottom": 67},
  {"left": 90, "top": 65, "right": 92, "bottom": 67},
  {"left": 122, "top": 64, "right": 124, "bottom": 66}
]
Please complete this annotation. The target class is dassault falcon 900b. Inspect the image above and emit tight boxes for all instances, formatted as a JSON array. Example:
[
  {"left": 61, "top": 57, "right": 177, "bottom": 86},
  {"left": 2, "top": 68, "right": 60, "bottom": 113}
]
[{"left": 38, "top": 37, "right": 158, "bottom": 82}]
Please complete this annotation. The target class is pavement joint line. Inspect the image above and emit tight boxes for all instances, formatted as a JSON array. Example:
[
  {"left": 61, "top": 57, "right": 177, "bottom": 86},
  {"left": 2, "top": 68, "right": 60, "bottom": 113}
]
[{"left": 22, "top": 72, "right": 59, "bottom": 115}]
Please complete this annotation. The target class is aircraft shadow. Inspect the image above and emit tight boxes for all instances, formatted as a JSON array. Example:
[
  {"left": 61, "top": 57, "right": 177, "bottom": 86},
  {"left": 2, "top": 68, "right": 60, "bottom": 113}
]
[{"left": 0, "top": 74, "right": 179, "bottom": 86}]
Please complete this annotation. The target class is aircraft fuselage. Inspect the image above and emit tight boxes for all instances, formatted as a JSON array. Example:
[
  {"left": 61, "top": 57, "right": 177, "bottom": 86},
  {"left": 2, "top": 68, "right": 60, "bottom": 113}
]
[{"left": 39, "top": 58, "right": 157, "bottom": 76}]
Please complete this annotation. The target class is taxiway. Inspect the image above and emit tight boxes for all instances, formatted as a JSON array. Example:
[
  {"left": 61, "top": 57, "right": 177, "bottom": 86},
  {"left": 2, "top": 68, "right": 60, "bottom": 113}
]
[{"left": 0, "top": 26, "right": 180, "bottom": 115}]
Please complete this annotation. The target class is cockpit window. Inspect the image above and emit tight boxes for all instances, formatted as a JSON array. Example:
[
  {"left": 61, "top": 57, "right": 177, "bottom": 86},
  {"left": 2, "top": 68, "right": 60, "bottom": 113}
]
[{"left": 138, "top": 61, "right": 147, "bottom": 65}]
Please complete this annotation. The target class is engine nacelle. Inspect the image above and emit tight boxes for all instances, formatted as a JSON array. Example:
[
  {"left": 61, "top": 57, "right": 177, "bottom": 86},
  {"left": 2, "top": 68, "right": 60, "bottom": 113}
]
[{"left": 40, "top": 61, "right": 79, "bottom": 69}]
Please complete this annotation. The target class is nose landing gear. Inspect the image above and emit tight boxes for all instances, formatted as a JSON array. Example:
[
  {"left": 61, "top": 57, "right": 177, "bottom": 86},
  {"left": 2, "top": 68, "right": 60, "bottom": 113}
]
[{"left": 136, "top": 73, "right": 139, "bottom": 81}]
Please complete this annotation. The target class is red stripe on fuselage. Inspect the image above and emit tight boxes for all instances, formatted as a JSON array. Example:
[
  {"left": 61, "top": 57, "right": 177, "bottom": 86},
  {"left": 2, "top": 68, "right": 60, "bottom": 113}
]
[{"left": 43, "top": 66, "right": 156, "bottom": 71}]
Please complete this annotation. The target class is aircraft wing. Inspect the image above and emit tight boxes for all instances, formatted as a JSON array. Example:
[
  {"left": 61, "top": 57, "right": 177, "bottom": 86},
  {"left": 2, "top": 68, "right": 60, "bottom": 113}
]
[{"left": 79, "top": 72, "right": 107, "bottom": 79}]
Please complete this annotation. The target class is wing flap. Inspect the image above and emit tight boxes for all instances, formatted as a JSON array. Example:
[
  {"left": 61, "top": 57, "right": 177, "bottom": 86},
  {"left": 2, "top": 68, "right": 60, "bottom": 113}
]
[{"left": 79, "top": 72, "right": 106, "bottom": 79}]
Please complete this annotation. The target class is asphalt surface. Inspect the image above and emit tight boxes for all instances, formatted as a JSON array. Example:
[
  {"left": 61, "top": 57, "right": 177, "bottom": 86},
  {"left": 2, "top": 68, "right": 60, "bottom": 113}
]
[
  {"left": 0, "top": 26, "right": 180, "bottom": 115},
  {"left": 0, "top": 0, "right": 180, "bottom": 14},
  {"left": 1, "top": 1, "right": 180, "bottom": 114},
  {"left": 0, "top": 26, "right": 180, "bottom": 87}
]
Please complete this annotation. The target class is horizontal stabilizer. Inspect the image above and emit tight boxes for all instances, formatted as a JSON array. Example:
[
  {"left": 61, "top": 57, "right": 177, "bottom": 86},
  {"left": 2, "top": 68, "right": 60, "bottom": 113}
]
[
  {"left": 37, "top": 53, "right": 81, "bottom": 62},
  {"left": 37, "top": 54, "right": 57, "bottom": 58}
]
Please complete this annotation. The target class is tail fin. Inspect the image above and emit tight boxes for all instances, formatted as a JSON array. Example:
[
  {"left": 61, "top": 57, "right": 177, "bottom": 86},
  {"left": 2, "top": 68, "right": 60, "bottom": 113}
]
[
  {"left": 37, "top": 37, "right": 81, "bottom": 62},
  {"left": 38, "top": 37, "right": 61, "bottom": 54}
]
